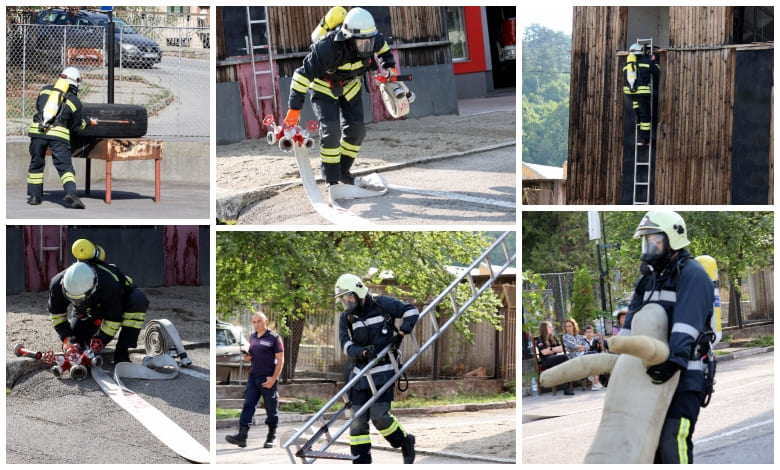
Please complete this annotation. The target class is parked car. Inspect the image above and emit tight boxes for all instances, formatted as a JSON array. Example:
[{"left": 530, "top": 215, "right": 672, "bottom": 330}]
[
  {"left": 216, "top": 320, "right": 249, "bottom": 384},
  {"left": 35, "top": 9, "right": 162, "bottom": 67}
]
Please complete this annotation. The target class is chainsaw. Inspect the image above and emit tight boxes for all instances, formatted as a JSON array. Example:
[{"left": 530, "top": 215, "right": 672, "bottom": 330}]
[
  {"left": 264, "top": 115, "right": 319, "bottom": 153},
  {"left": 15, "top": 341, "right": 103, "bottom": 381},
  {"left": 375, "top": 73, "right": 415, "bottom": 119}
]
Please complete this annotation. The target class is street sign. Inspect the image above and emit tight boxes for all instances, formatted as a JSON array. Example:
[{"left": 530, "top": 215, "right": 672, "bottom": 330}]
[{"left": 588, "top": 211, "right": 601, "bottom": 240}]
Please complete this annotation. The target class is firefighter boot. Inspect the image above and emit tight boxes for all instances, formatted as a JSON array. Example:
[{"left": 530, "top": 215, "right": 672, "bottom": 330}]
[
  {"left": 113, "top": 326, "right": 141, "bottom": 364},
  {"left": 401, "top": 433, "right": 416, "bottom": 464},
  {"left": 27, "top": 180, "right": 43, "bottom": 205},
  {"left": 339, "top": 156, "right": 357, "bottom": 185},
  {"left": 64, "top": 192, "right": 85, "bottom": 209},
  {"left": 321, "top": 162, "right": 341, "bottom": 187},
  {"left": 226, "top": 425, "right": 250, "bottom": 448},
  {"left": 264, "top": 425, "right": 276, "bottom": 448}
]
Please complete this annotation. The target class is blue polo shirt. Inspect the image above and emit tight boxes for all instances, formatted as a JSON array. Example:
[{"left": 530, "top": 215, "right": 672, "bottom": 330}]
[{"left": 248, "top": 329, "right": 284, "bottom": 377}]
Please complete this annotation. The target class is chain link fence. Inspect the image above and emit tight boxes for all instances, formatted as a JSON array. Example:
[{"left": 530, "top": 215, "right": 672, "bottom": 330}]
[{"left": 7, "top": 19, "right": 209, "bottom": 139}]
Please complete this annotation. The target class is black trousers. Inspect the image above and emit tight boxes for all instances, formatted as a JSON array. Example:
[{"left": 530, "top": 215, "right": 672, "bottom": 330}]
[
  {"left": 655, "top": 391, "right": 704, "bottom": 464},
  {"left": 632, "top": 94, "right": 652, "bottom": 143},
  {"left": 28, "top": 137, "right": 77, "bottom": 197},
  {"left": 310, "top": 86, "right": 366, "bottom": 184}
]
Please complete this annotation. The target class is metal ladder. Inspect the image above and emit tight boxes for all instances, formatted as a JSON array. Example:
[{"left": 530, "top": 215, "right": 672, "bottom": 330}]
[
  {"left": 39, "top": 226, "right": 64, "bottom": 266},
  {"left": 632, "top": 37, "right": 653, "bottom": 205},
  {"left": 282, "top": 232, "right": 516, "bottom": 464},
  {"left": 245, "top": 6, "right": 277, "bottom": 114}
]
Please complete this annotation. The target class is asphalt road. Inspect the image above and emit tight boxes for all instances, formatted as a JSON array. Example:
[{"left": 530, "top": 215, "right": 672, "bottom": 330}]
[
  {"left": 6, "top": 345, "right": 211, "bottom": 464},
  {"left": 521, "top": 352, "right": 774, "bottom": 464},
  {"left": 217, "top": 407, "right": 516, "bottom": 464},
  {"left": 236, "top": 144, "right": 517, "bottom": 225},
  {"left": 116, "top": 56, "right": 210, "bottom": 139}
]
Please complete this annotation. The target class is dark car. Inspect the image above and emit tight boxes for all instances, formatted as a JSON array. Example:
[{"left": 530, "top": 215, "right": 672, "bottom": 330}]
[{"left": 36, "top": 9, "right": 162, "bottom": 67}]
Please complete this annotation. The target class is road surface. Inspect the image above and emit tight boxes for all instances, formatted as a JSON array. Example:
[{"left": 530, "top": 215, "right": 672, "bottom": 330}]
[{"left": 522, "top": 352, "right": 773, "bottom": 464}]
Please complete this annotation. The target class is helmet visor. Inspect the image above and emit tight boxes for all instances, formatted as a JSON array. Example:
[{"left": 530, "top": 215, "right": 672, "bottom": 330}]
[
  {"left": 641, "top": 233, "right": 667, "bottom": 257},
  {"left": 353, "top": 37, "right": 374, "bottom": 56}
]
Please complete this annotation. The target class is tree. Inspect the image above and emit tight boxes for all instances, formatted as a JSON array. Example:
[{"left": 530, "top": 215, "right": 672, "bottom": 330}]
[
  {"left": 216, "top": 232, "right": 506, "bottom": 381},
  {"left": 570, "top": 265, "right": 600, "bottom": 329},
  {"left": 522, "top": 211, "right": 596, "bottom": 273}
]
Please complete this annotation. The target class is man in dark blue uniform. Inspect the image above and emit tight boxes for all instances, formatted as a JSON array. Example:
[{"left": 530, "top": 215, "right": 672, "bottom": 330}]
[
  {"left": 226, "top": 312, "right": 284, "bottom": 449},
  {"left": 627, "top": 211, "right": 714, "bottom": 463},
  {"left": 623, "top": 43, "right": 660, "bottom": 146},
  {"left": 49, "top": 251, "right": 148, "bottom": 364},
  {"left": 336, "top": 273, "right": 418, "bottom": 464},
  {"left": 27, "top": 67, "right": 89, "bottom": 208},
  {"left": 284, "top": 7, "right": 396, "bottom": 188}
]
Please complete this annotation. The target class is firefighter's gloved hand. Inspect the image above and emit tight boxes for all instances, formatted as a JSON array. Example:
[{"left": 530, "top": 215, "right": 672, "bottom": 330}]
[
  {"left": 283, "top": 109, "right": 300, "bottom": 128},
  {"left": 362, "top": 346, "right": 375, "bottom": 360},
  {"left": 647, "top": 360, "right": 681, "bottom": 384},
  {"left": 390, "top": 333, "right": 405, "bottom": 348}
]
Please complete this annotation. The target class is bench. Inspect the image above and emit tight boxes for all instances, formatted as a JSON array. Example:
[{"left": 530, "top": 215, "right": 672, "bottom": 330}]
[{"left": 71, "top": 137, "right": 162, "bottom": 203}]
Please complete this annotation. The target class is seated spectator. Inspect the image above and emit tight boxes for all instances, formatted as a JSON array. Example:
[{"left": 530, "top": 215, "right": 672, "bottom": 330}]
[
  {"left": 612, "top": 308, "right": 628, "bottom": 336},
  {"left": 536, "top": 321, "right": 574, "bottom": 395},
  {"left": 562, "top": 317, "right": 588, "bottom": 358},
  {"left": 582, "top": 325, "right": 606, "bottom": 390}
]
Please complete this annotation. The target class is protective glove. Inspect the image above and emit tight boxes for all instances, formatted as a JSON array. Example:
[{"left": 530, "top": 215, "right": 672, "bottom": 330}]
[
  {"left": 390, "top": 333, "right": 405, "bottom": 348},
  {"left": 646, "top": 360, "right": 682, "bottom": 384},
  {"left": 283, "top": 109, "right": 300, "bottom": 128},
  {"left": 362, "top": 346, "right": 376, "bottom": 360}
]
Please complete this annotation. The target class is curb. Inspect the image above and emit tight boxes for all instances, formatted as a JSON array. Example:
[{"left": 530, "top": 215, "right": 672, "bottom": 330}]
[
  {"left": 215, "top": 141, "right": 516, "bottom": 221},
  {"left": 216, "top": 400, "right": 516, "bottom": 429}
]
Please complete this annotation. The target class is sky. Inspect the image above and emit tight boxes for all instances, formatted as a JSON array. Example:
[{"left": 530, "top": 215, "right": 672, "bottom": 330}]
[{"left": 519, "top": 4, "right": 573, "bottom": 34}]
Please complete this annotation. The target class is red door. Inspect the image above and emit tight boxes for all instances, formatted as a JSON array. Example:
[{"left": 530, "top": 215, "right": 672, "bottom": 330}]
[
  {"left": 163, "top": 226, "right": 200, "bottom": 286},
  {"left": 24, "top": 226, "right": 68, "bottom": 292}
]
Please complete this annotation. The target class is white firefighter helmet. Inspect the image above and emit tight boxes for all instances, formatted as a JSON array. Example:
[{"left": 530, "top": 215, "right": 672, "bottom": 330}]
[
  {"left": 334, "top": 273, "right": 368, "bottom": 299},
  {"left": 342, "top": 8, "right": 377, "bottom": 57},
  {"left": 62, "top": 262, "right": 97, "bottom": 305},
  {"left": 628, "top": 43, "right": 643, "bottom": 54},
  {"left": 61, "top": 67, "right": 82, "bottom": 87},
  {"left": 633, "top": 211, "right": 690, "bottom": 251}
]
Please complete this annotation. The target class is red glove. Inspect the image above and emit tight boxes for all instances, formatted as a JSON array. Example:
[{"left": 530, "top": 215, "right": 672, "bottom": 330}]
[{"left": 283, "top": 109, "right": 300, "bottom": 128}]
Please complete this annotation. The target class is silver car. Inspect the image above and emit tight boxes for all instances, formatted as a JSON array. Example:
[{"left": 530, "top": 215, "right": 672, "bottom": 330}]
[{"left": 216, "top": 320, "right": 249, "bottom": 384}]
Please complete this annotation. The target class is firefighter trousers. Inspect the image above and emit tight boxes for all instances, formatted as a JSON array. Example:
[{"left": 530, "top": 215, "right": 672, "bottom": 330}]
[
  {"left": 654, "top": 391, "right": 705, "bottom": 464},
  {"left": 349, "top": 387, "right": 407, "bottom": 464},
  {"left": 630, "top": 93, "right": 652, "bottom": 143},
  {"left": 310, "top": 85, "right": 366, "bottom": 184},
  {"left": 28, "top": 137, "right": 78, "bottom": 197}
]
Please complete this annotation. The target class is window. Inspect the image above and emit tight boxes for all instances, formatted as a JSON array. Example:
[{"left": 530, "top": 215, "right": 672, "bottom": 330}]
[
  {"left": 167, "top": 7, "right": 184, "bottom": 14},
  {"left": 446, "top": 7, "right": 469, "bottom": 61},
  {"left": 734, "top": 6, "right": 774, "bottom": 43}
]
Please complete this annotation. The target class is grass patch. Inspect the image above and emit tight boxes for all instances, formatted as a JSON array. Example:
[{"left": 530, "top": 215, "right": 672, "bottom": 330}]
[
  {"left": 216, "top": 390, "right": 516, "bottom": 418},
  {"left": 746, "top": 335, "right": 773, "bottom": 348}
]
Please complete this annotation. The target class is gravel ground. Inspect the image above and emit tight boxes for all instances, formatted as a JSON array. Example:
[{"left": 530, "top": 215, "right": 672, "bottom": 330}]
[{"left": 216, "top": 111, "right": 517, "bottom": 194}]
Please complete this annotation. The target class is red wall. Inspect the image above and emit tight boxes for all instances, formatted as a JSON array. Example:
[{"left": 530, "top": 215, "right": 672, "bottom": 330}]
[{"left": 453, "top": 6, "right": 487, "bottom": 75}]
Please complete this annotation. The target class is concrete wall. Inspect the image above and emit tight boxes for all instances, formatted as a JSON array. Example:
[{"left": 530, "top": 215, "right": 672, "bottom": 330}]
[{"left": 6, "top": 140, "right": 209, "bottom": 186}]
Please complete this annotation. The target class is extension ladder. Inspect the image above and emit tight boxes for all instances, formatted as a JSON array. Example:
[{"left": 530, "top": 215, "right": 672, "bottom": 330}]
[
  {"left": 632, "top": 37, "right": 653, "bottom": 205},
  {"left": 245, "top": 6, "right": 278, "bottom": 114},
  {"left": 281, "top": 232, "right": 517, "bottom": 463}
]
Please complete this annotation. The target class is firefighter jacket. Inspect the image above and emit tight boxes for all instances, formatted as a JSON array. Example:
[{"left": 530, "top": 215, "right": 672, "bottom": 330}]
[
  {"left": 625, "top": 250, "right": 714, "bottom": 393},
  {"left": 49, "top": 262, "right": 136, "bottom": 347},
  {"left": 28, "top": 85, "right": 86, "bottom": 142},
  {"left": 623, "top": 54, "right": 660, "bottom": 95},
  {"left": 339, "top": 294, "right": 419, "bottom": 391},
  {"left": 289, "top": 28, "right": 395, "bottom": 110}
]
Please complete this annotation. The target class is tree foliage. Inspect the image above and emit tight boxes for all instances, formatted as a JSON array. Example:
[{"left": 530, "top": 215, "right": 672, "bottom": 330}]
[
  {"left": 570, "top": 265, "right": 600, "bottom": 328},
  {"left": 216, "top": 231, "right": 508, "bottom": 342},
  {"left": 522, "top": 24, "right": 571, "bottom": 167}
]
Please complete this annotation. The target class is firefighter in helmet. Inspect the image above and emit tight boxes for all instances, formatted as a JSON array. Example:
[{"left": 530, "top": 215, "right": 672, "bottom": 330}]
[
  {"left": 285, "top": 7, "right": 396, "bottom": 189},
  {"left": 336, "top": 273, "right": 419, "bottom": 464},
  {"left": 623, "top": 43, "right": 660, "bottom": 146},
  {"left": 48, "top": 239, "right": 148, "bottom": 364},
  {"left": 27, "top": 67, "right": 93, "bottom": 208},
  {"left": 626, "top": 211, "right": 714, "bottom": 463}
]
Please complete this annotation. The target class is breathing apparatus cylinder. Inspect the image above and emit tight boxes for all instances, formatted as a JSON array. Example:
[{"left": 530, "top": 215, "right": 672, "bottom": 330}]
[
  {"left": 41, "top": 76, "right": 71, "bottom": 130},
  {"left": 311, "top": 6, "right": 348, "bottom": 43},
  {"left": 72, "top": 239, "right": 106, "bottom": 262},
  {"left": 695, "top": 255, "right": 722, "bottom": 345}
]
